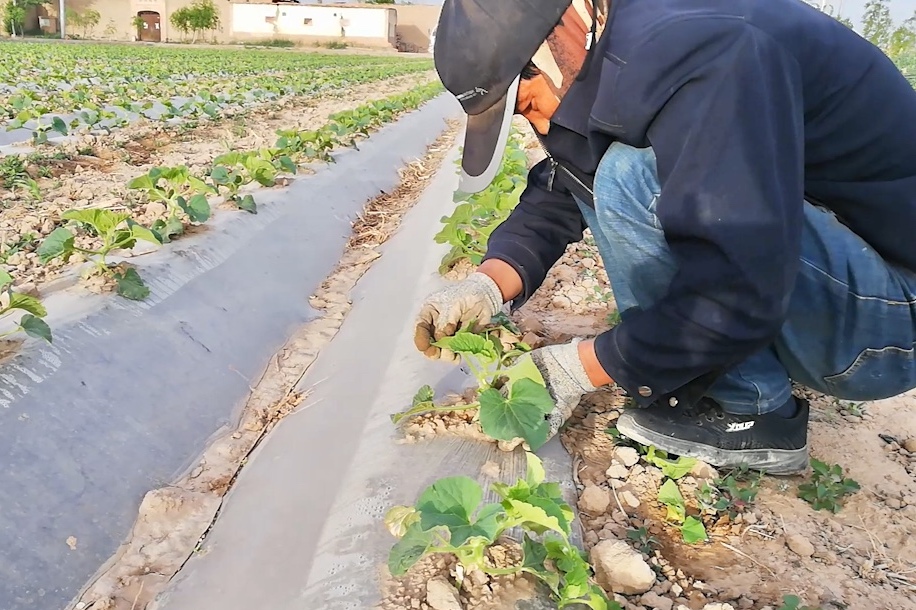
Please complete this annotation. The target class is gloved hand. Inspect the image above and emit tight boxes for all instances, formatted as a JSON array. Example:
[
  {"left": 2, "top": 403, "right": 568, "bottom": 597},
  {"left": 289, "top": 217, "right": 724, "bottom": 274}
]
[
  {"left": 496, "top": 338, "right": 600, "bottom": 451},
  {"left": 413, "top": 272, "right": 504, "bottom": 363}
]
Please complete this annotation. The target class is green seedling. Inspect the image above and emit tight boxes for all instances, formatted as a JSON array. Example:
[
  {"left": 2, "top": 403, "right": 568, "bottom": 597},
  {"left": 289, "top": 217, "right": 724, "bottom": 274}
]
[
  {"left": 0, "top": 154, "right": 41, "bottom": 199},
  {"left": 385, "top": 452, "right": 618, "bottom": 610},
  {"left": 211, "top": 149, "right": 290, "bottom": 214},
  {"left": 36, "top": 209, "right": 161, "bottom": 300},
  {"left": 645, "top": 446, "right": 697, "bottom": 480},
  {"left": 128, "top": 165, "right": 217, "bottom": 242},
  {"left": 797, "top": 458, "right": 860, "bottom": 513},
  {"left": 658, "top": 478, "right": 708, "bottom": 544},
  {"left": 695, "top": 466, "right": 762, "bottom": 520},
  {"left": 0, "top": 270, "right": 51, "bottom": 343},
  {"left": 391, "top": 322, "right": 553, "bottom": 450},
  {"left": 626, "top": 526, "right": 659, "bottom": 555},
  {"left": 778, "top": 594, "right": 822, "bottom": 610}
]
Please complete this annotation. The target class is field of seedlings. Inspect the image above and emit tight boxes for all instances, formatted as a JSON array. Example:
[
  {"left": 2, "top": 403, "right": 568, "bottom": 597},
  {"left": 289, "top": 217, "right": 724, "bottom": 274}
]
[{"left": 1, "top": 39, "right": 915, "bottom": 610}]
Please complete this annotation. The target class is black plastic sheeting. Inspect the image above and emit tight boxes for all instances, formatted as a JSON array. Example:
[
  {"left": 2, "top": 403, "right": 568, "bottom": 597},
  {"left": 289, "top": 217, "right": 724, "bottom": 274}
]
[{"left": 0, "top": 94, "right": 457, "bottom": 610}]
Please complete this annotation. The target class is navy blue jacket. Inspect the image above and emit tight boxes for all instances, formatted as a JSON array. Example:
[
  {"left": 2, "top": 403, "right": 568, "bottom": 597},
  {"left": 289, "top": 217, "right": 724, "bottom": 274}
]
[{"left": 482, "top": 0, "right": 916, "bottom": 407}]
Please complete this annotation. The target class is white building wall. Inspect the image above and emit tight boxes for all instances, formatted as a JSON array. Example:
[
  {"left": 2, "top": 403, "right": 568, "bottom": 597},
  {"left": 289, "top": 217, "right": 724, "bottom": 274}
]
[{"left": 231, "top": 4, "right": 390, "bottom": 39}]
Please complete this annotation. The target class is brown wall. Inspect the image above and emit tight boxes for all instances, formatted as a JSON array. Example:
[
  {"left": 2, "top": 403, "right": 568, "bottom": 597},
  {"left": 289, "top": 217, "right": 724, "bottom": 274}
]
[{"left": 393, "top": 4, "right": 440, "bottom": 53}]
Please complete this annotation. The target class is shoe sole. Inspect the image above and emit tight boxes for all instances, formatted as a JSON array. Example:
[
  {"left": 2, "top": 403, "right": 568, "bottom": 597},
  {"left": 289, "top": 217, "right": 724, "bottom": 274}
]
[{"left": 615, "top": 415, "right": 809, "bottom": 476}]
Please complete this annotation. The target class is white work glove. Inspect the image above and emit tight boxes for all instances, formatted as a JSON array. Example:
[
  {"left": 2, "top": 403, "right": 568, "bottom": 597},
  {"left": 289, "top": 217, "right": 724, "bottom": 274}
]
[
  {"left": 413, "top": 272, "right": 503, "bottom": 363},
  {"left": 497, "top": 338, "right": 599, "bottom": 451}
]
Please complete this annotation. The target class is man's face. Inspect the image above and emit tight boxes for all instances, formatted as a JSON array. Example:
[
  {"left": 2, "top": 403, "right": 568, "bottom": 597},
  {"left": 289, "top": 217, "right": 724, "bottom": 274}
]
[{"left": 515, "top": 0, "right": 607, "bottom": 135}]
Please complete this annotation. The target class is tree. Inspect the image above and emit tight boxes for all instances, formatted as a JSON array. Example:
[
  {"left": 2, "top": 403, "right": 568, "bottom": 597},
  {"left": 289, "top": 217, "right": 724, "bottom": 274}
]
[
  {"left": 804, "top": 1, "right": 854, "bottom": 29},
  {"left": 66, "top": 7, "right": 100, "bottom": 38},
  {"left": 862, "top": 0, "right": 894, "bottom": 51},
  {"left": 169, "top": 0, "right": 220, "bottom": 43},
  {"left": 2, "top": 0, "right": 47, "bottom": 37},
  {"left": 889, "top": 13, "right": 916, "bottom": 59}
]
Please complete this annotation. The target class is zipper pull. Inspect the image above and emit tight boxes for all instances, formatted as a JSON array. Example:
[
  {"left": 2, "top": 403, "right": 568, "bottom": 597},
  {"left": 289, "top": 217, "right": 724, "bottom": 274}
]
[{"left": 547, "top": 158, "right": 558, "bottom": 191}]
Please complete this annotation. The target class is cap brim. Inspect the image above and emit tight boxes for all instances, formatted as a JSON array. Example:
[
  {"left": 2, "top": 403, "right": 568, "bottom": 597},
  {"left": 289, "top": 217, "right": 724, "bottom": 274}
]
[{"left": 458, "top": 76, "right": 519, "bottom": 194}]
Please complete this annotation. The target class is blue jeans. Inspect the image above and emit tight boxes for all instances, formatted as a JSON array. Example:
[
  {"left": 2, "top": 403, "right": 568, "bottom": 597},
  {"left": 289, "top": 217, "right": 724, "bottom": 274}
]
[{"left": 578, "top": 143, "right": 916, "bottom": 415}]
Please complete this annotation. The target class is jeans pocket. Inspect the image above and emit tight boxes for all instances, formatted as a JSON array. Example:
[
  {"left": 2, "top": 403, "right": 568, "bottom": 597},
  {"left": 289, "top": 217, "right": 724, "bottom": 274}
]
[{"left": 823, "top": 343, "right": 916, "bottom": 401}]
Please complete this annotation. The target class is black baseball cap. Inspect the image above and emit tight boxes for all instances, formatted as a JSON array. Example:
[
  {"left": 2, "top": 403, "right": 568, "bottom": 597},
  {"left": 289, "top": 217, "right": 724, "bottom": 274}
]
[{"left": 434, "top": 0, "right": 572, "bottom": 193}]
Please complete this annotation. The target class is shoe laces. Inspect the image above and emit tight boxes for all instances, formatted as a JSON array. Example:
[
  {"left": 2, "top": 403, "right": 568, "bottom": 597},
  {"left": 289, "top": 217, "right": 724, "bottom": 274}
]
[{"left": 681, "top": 398, "right": 728, "bottom": 425}]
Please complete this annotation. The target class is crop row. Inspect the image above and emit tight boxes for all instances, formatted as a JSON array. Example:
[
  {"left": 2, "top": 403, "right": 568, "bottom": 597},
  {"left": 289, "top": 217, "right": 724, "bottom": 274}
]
[
  {"left": 0, "top": 80, "right": 445, "bottom": 344},
  {"left": 0, "top": 42, "right": 433, "bottom": 143}
]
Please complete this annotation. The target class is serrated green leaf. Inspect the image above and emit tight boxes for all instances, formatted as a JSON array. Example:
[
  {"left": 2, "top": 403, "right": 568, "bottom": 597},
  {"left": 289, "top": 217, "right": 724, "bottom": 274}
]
[
  {"left": 681, "top": 516, "right": 707, "bottom": 543},
  {"left": 127, "top": 174, "right": 156, "bottom": 190},
  {"left": 658, "top": 479, "right": 685, "bottom": 507},
  {"left": 18, "top": 314, "right": 51, "bottom": 343},
  {"left": 416, "top": 476, "right": 481, "bottom": 532},
  {"left": 37, "top": 228, "right": 75, "bottom": 263},
  {"left": 526, "top": 451, "right": 545, "bottom": 488},
  {"left": 8, "top": 292, "right": 47, "bottom": 317},
  {"left": 433, "top": 331, "right": 498, "bottom": 362},
  {"left": 62, "top": 209, "right": 130, "bottom": 236},
  {"left": 114, "top": 267, "right": 150, "bottom": 301},
  {"left": 504, "top": 498, "right": 565, "bottom": 536},
  {"left": 127, "top": 221, "right": 162, "bottom": 246},
  {"left": 179, "top": 194, "right": 211, "bottom": 223},
  {"left": 387, "top": 522, "right": 435, "bottom": 576},
  {"left": 235, "top": 194, "right": 257, "bottom": 214},
  {"left": 412, "top": 385, "right": 434, "bottom": 407},
  {"left": 478, "top": 378, "right": 554, "bottom": 450}
]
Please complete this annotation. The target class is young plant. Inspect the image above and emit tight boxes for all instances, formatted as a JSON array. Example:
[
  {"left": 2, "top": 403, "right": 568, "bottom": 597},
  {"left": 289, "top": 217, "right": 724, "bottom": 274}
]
[
  {"left": 37, "top": 210, "right": 161, "bottom": 300},
  {"left": 0, "top": 270, "right": 51, "bottom": 343},
  {"left": 435, "top": 131, "right": 528, "bottom": 274},
  {"left": 390, "top": 320, "right": 554, "bottom": 450},
  {"left": 695, "top": 465, "right": 762, "bottom": 520},
  {"left": 644, "top": 446, "right": 697, "bottom": 480},
  {"left": 778, "top": 594, "right": 822, "bottom": 610},
  {"left": 658, "top": 478, "right": 708, "bottom": 544},
  {"left": 128, "top": 165, "right": 217, "bottom": 242},
  {"left": 797, "top": 458, "right": 860, "bottom": 513},
  {"left": 385, "top": 452, "right": 617, "bottom": 610},
  {"left": 210, "top": 149, "right": 292, "bottom": 214}
]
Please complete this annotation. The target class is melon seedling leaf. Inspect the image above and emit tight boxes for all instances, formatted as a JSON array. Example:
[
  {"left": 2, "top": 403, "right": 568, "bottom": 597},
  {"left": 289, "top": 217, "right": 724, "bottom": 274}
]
[
  {"left": 478, "top": 378, "right": 553, "bottom": 450},
  {"left": 387, "top": 522, "right": 435, "bottom": 576},
  {"left": 179, "top": 193, "right": 211, "bottom": 223},
  {"left": 19, "top": 314, "right": 51, "bottom": 343},
  {"left": 0, "top": 270, "right": 12, "bottom": 291},
  {"left": 37, "top": 228, "right": 75, "bottom": 264},
  {"left": 384, "top": 505, "right": 420, "bottom": 539},
  {"left": 114, "top": 267, "right": 150, "bottom": 301},
  {"left": 236, "top": 194, "right": 257, "bottom": 214},
  {"left": 8, "top": 292, "right": 47, "bottom": 317},
  {"left": 681, "top": 516, "right": 707, "bottom": 544}
]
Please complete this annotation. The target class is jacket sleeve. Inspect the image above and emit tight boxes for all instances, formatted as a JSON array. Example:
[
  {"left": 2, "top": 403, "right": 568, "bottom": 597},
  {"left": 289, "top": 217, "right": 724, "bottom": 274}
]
[
  {"left": 591, "top": 24, "right": 806, "bottom": 406},
  {"left": 481, "top": 157, "right": 587, "bottom": 308}
]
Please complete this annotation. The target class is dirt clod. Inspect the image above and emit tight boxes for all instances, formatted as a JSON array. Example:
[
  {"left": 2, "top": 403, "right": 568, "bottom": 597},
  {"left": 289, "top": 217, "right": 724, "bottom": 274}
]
[
  {"left": 590, "top": 539, "right": 657, "bottom": 595},
  {"left": 427, "top": 577, "right": 463, "bottom": 610},
  {"left": 580, "top": 484, "right": 611, "bottom": 516},
  {"left": 785, "top": 533, "right": 815, "bottom": 558}
]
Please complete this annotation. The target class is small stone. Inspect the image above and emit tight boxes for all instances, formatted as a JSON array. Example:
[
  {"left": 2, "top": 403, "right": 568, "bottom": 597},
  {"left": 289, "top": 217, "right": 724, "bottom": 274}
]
[
  {"left": 742, "top": 512, "right": 758, "bottom": 525},
  {"left": 585, "top": 530, "right": 600, "bottom": 546},
  {"left": 606, "top": 464, "right": 630, "bottom": 479},
  {"left": 590, "top": 539, "right": 656, "bottom": 595},
  {"left": 701, "top": 605, "right": 736, "bottom": 610},
  {"left": 551, "top": 295, "right": 572, "bottom": 309},
  {"left": 517, "top": 316, "right": 545, "bottom": 335},
  {"left": 786, "top": 533, "right": 815, "bottom": 558},
  {"left": 580, "top": 485, "right": 611, "bottom": 516},
  {"left": 614, "top": 446, "right": 640, "bottom": 467},
  {"left": 467, "top": 569, "right": 488, "bottom": 587},
  {"left": 639, "top": 591, "right": 674, "bottom": 610},
  {"left": 737, "top": 597, "right": 754, "bottom": 609},
  {"left": 902, "top": 438, "right": 916, "bottom": 453},
  {"left": 886, "top": 496, "right": 902, "bottom": 509},
  {"left": 582, "top": 257, "right": 596, "bottom": 268},
  {"left": 690, "top": 461, "right": 719, "bottom": 481},
  {"left": 554, "top": 264, "right": 577, "bottom": 282},
  {"left": 426, "top": 577, "right": 462, "bottom": 610},
  {"left": 621, "top": 490, "right": 641, "bottom": 509},
  {"left": 520, "top": 331, "right": 545, "bottom": 349},
  {"left": 671, "top": 583, "right": 684, "bottom": 596}
]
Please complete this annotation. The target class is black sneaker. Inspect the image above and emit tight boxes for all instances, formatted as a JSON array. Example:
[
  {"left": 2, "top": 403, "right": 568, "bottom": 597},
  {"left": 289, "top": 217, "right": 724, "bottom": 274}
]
[{"left": 614, "top": 396, "right": 809, "bottom": 475}]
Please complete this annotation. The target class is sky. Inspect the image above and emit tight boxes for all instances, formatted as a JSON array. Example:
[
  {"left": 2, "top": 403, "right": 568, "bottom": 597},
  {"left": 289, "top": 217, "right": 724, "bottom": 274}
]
[
  {"left": 405, "top": 0, "right": 916, "bottom": 31},
  {"left": 838, "top": 0, "right": 915, "bottom": 28}
]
